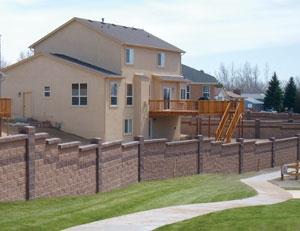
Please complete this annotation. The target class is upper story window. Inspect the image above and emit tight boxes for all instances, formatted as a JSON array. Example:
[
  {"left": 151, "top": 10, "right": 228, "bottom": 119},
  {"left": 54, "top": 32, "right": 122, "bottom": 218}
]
[
  {"left": 110, "top": 82, "right": 118, "bottom": 106},
  {"left": 158, "top": 52, "right": 165, "bottom": 67},
  {"left": 44, "top": 86, "right": 51, "bottom": 98},
  {"left": 180, "top": 88, "right": 186, "bottom": 100},
  {"left": 203, "top": 85, "right": 210, "bottom": 99},
  {"left": 126, "top": 48, "right": 134, "bottom": 64},
  {"left": 126, "top": 83, "right": 133, "bottom": 106},
  {"left": 72, "top": 83, "right": 87, "bottom": 106},
  {"left": 186, "top": 86, "right": 191, "bottom": 100}
]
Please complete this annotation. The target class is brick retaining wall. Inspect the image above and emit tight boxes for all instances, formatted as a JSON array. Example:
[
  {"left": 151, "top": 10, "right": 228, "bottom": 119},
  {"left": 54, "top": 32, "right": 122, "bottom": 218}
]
[{"left": 1, "top": 126, "right": 300, "bottom": 202}]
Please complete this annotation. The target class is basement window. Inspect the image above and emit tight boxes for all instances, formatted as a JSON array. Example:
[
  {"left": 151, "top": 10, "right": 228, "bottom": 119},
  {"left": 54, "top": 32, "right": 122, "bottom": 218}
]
[
  {"left": 72, "top": 83, "right": 87, "bottom": 106},
  {"left": 125, "top": 119, "right": 133, "bottom": 134},
  {"left": 44, "top": 86, "right": 51, "bottom": 98}
]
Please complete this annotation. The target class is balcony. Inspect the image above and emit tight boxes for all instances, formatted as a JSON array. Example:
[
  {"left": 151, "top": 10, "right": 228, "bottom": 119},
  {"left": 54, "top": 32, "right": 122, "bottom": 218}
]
[{"left": 149, "top": 100, "right": 244, "bottom": 116}]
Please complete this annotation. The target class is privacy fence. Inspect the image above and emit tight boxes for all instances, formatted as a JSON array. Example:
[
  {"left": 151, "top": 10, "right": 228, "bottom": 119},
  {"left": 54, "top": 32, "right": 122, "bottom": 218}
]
[
  {"left": 0, "top": 126, "right": 299, "bottom": 202},
  {"left": 182, "top": 116, "right": 300, "bottom": 139}
]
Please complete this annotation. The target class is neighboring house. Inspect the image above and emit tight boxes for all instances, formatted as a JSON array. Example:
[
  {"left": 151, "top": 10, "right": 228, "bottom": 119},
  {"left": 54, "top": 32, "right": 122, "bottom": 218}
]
[
  {"left": 0, "top": 71, "right": 8, "bottom": 97},
  {"left": 241, "top": 93, "right": 265, "bottom": 103},
  {"left": 244, "top": 97, "right": 264, "bottom": 111},
  {"left": 214, "top": 89, "right": 245, "bottom": 101},
  {"left": 182, "top": 64, "right": 218, "bottom": 100},
  {"left": 2, "top": 17, "right": 188, "bottom": 142}
]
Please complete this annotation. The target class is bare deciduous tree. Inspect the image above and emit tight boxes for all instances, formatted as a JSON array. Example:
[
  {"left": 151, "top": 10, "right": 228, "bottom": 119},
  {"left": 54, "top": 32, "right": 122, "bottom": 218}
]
[
  {"left": 18, "top": 49, "right": 33, "bottom": 61},
  {"left": 215, "top": 62, "right": 269, "bottom": 93}
]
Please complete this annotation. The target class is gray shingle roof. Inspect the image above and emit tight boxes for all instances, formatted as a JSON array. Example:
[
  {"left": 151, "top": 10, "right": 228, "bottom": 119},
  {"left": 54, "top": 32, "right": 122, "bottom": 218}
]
[
  {"left": 51, "top": 53, "right": 120, "bottom": 76},
  {"left": 77, "top": 18, "right": 184, "bottom": 53},
  {"left": 182, "top": 64, "right": 218, "bottom": 84}
]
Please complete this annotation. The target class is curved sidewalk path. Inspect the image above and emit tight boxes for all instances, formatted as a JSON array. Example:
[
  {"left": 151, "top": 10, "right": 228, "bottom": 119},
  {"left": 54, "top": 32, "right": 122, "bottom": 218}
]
[{"left": 66, "top": 171, "right": 292, "bottom": 231}]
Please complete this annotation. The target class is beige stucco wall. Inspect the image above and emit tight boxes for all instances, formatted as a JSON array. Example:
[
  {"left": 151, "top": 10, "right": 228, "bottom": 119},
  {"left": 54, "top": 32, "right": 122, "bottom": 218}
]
[
  {"left": 120, "top": 44, "right": 183, "bottom": 141},
  {"left": 33, "top": 20, "right": 122, "bottom": 74},
  {"left": 151, "top": 115, "right": 181, "bottom": 140},
  {"left": 2, "top": 55, "right": 106, "bottom": 139},
  {"left": 190, "top": 84, "right": 216, "bottom": 100},
  {"left": 121, "top": 45, "right": 181, "bottom": 76}
]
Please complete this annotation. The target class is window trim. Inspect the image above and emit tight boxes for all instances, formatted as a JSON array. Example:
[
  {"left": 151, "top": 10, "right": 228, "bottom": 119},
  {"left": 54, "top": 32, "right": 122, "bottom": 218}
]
[
  {"left": 110, "top": 81, "right": 118, "bottom": 106},
  {"left": 203, "top": 85, "right": 210, "bottom": 99},
  {"left": 126, "top": 83, "right": 134, "bottom": 106},
  {"left": 44, "top": 86, "right": 51, "bottom": 98},
  {"left": 124, "top": 119, "right": 133, "bottom": 134},
  {"left": 180, "top": 88, "right": 186, "bottom": 100},
  {"left": 126, "top": 47, "right": 134, "bottom": 64},
  {"left": 71, "top": 83, "right": 88, "bottom": 106},
  {"left": 158, "top": 52, "right": 165, "bottom": 67}
]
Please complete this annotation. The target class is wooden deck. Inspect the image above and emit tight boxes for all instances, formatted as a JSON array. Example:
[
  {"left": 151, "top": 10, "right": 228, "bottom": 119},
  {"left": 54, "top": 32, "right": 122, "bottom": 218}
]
[{"left": 149, "top": 99, "right": 245, "bottom": 143}]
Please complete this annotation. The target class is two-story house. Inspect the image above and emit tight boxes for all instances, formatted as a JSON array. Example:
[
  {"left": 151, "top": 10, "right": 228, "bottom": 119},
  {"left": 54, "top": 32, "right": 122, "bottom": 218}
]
[{"left": 3, "top": 17, "right": 190, "bottom": 141}]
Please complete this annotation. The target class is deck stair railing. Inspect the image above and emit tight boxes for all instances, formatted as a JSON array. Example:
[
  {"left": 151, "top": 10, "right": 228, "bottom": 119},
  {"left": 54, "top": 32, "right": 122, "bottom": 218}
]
[{"left": 215, "top": 101, "right": 244, "bottom": 143}]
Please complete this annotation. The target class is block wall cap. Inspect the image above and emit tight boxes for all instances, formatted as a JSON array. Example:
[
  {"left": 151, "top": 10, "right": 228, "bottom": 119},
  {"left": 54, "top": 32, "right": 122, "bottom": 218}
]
[
  {"left": 79, "top": 144, "right": 98, "bottom": 152},
  {"left": 58, "top": 141, "right": 81, "bottom": 149},
  {"left": 102, "top": 140, "right": 123, "bottom": 148},
  {"left": 166, "top": 139, "right": 198, "bottom": 146},
  {"left": 0, "top": 134, "right": 28, "bottom": 143},
  {"left": 144, "top": 138, "right": 168, "bottom": 144},
  {"left": 122, "top": 141, "right": 139, "bottom": 148},
  {"left": 46, "top": 138, "right": 61, "bottom": 145}
]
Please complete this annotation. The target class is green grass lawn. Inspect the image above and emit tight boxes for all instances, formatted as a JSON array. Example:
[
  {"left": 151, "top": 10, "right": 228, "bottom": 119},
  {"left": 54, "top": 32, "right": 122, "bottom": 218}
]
[
  {"left": 156, "top": 199, "right": 300, "bottom": 231},
  {"left": 0, "top": 173, "right": 256, "bottom": 231}
]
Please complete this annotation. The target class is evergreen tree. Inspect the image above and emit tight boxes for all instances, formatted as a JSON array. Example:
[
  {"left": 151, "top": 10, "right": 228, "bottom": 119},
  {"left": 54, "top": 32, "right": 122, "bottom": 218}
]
[
  {"left": 264, "top": 72, "right": 283, "bottom": 112},
  {"left": 294, "top": 90, "right": 300, "bottom": 113},
  {"left": 283, "top": 77, "right": 297, "bottom": 111}
]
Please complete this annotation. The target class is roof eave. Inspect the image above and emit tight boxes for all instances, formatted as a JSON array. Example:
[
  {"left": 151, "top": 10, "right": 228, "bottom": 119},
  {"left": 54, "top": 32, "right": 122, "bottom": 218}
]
[{"left": 124, "top": 43, "right": 185, "bottom": 53}]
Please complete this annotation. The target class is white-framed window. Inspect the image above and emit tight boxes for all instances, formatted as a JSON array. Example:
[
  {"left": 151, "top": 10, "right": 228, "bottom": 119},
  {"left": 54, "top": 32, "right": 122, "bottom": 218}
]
[
  {"left": 158, "top": 52, "right": 165, "bottom": 67},
  {"left": 186, "top": 86, "right": 191, "bottom": 100},
  {"left": 110, "top": 81, "right": 118, "bottom": 106},
  {"left": 126, "top": 83, "right": 133, "bottom": 106},
  {"left": 44, "top": 86, "right": 51, "bottom": 98},
  {"left": 180, "top": 88, "right": 186, "bottom": 100},
  {"left": 72, "top": 83, "right": 87, "bottom": 106},
  {"left": 125, "top": 119, "right": 133, "bottom": 134},
  {"left": 203, "top": 85, "right": 210, "bottom": 99},
  {"left": 126, "top": 48, "right": 134, "bottom": 64}
]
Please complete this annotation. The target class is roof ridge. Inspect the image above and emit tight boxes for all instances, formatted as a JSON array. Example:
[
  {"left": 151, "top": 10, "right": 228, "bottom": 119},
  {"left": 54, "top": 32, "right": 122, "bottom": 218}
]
[{"left": 76, "top": 17, "right": 144, "bottom": 31}]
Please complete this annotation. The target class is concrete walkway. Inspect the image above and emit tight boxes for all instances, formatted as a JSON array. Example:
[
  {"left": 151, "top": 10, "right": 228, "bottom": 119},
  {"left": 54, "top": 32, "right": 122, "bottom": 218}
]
[{"left": 66, "top": 171, "right": 293, "bottom": 231}]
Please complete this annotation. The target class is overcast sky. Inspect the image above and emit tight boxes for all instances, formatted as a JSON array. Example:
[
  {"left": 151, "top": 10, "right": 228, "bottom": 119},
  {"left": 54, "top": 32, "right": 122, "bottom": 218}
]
[{"left": 1, "top": 0, "right": 299, "bottom": 81}]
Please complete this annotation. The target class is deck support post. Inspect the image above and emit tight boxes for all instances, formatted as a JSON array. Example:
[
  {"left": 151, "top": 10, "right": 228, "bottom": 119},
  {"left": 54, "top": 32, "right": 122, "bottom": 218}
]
[{"left": 0, "top": 117, "right": 1, "bottom": 137}]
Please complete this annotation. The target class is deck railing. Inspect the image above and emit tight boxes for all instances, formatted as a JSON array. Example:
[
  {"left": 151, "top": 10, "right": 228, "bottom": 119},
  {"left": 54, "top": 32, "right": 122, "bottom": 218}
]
[
  {"left": 149, "top": 100, "right": 198, "bottom": 115},
  {"left": 149, "top": 100, "right": 244, "bottom": 115},
  {"left": 0, "top": 98, "right": 11, "bottom": 117}
]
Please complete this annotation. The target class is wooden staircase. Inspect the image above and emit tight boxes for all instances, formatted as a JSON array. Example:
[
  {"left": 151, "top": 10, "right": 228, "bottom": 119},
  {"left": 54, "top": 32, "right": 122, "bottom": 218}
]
[{"left": 215, "top": 101, "right": 244, "bottom": 143}]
